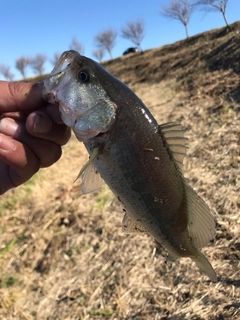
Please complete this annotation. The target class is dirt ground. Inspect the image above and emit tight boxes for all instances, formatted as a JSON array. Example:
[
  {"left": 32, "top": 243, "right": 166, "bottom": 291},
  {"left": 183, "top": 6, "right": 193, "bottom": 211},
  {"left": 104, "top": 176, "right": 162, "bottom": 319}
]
[{"left": 0, "top": 22, "right": 240, "bottom": 319}]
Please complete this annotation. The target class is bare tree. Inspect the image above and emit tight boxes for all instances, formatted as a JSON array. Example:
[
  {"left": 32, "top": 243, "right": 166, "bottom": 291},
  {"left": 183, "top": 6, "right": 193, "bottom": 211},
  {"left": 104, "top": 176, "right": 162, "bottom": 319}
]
[
  {"left": 94, "top": 28, "right": 117, "bottom": 60},
  {"left": 194, "top": 0, "right": 229, "bottom": 26},
  {"left": 30, "top": 54, "right": 47, "bottom": 75},
  {"left": 70, "top": 37, "right": 84, "bottom": 54},
  {"left": 121, "top": 19, "right": 145, "bottom": 51},
  {"left": 0, "top": 65, "right": 15, "bottom": 81},
  {"left": 160, "top": 0, "right": 195, "bottom": 38},
  {"left": 15, "top": 57, "right": 30, "bottom": 79},
  {"left": 92, "top": 49, "right": 105, "bottom": 62}
]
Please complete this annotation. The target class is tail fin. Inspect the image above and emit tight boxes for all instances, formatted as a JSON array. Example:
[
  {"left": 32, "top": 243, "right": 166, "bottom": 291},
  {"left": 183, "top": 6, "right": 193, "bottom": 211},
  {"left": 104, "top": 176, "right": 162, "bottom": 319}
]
[{"left": 192, "top": 249, "right": 217, "bottom": 282}]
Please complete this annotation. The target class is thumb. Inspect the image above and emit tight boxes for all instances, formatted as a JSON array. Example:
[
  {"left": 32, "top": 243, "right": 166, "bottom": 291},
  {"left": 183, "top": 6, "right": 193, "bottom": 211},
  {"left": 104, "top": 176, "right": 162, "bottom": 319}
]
[{"left": 0, "top": 81, "right": 46, "bottom": 113}]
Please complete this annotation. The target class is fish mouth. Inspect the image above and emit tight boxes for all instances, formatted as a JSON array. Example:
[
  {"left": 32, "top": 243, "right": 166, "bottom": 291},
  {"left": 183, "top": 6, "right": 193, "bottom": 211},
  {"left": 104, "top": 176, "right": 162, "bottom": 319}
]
[
  {"left": 42, "top": 54, "right": 105, "bottom": 142},
  {"left": 49, "top": 50, "right": 79, "bottom": 79},
  {"left": 43, "top": 50, "right": 80, "bottom": 102},
  {"left": 43, "top": 50, "right": 116, "bottom": 142}
]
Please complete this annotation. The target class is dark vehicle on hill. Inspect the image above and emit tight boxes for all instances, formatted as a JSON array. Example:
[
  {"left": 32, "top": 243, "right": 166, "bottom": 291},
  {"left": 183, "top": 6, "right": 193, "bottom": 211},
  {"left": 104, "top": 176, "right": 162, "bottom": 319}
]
[{"left": 123, "top": 47, "right": 139, "bottom": 55}]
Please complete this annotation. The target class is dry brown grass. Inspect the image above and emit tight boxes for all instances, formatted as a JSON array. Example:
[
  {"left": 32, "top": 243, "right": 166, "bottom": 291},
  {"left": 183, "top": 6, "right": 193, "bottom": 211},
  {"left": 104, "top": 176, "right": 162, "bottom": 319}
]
[{"left": 0, "top": 22, "right": 240, "bottom": 319}]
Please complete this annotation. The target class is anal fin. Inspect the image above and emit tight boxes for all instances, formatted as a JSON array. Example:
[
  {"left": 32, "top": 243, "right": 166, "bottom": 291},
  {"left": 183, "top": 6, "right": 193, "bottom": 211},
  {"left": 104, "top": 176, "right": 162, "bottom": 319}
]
[{"left": 122, "top": 213, "right": 148, "bottom": 234}]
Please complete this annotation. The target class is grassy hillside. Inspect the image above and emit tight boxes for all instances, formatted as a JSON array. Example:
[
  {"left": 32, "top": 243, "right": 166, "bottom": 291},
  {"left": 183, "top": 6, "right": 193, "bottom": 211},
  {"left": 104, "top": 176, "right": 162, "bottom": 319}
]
[{"left": 1, "top": 21, "right": 240, "bottom": 319}]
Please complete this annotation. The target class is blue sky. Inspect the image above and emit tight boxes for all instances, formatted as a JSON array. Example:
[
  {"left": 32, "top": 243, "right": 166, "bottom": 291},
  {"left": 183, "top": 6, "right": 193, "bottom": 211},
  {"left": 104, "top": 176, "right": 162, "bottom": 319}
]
[{"left": 0, "top": 0, "right": 239, "bottom": 79}]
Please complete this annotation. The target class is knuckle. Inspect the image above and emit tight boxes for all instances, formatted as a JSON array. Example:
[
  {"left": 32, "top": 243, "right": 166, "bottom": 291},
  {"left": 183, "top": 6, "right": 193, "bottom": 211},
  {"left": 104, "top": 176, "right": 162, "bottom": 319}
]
[{"left": 40, "top": 145, "right": 62, "bottom": 167}]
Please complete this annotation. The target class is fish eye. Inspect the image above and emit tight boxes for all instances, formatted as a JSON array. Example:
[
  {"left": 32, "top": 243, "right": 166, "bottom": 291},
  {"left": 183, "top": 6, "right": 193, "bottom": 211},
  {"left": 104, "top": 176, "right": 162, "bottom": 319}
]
[{"left": 78, "top": 70, "right": 90, "bottom": 82}]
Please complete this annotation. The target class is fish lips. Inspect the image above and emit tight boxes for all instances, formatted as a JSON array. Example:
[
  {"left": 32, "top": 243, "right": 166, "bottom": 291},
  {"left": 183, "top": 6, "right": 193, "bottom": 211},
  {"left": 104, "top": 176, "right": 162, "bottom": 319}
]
[
  {"left": 43, "top": 50, "right": 80, "bottom": 102},
  {"left": 50, "top": 50, "right": 79, "bottom": 77}
]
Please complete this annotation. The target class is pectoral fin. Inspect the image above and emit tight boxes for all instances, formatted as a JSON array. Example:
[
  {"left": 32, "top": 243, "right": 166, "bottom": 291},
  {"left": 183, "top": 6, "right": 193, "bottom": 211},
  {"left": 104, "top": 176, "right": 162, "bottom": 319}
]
[{"left": 74, "top": 148, "right": 104, "bottom": 194}]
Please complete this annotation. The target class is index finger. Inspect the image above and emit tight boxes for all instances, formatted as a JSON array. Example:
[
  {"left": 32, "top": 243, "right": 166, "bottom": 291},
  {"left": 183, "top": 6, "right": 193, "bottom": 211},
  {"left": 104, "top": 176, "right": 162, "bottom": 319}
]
[{"left": 0, "top": 81, "right": 46, "bottom": 113}]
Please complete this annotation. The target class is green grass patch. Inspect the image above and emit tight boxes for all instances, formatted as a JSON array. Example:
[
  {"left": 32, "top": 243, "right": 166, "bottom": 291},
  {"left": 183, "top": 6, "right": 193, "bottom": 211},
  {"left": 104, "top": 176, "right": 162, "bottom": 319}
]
[
  {"left": 78, "top": 294, "right": 87, "bottom": 306},
  {"left": 89, "top": 308, "right": 113, "bottom": 317},
  {"left": 0, "top": 197, "right": 17, "bottom": 212},
  {"left": 96, "top": 194, "right": 110, "bottom": 209},
  {"left": 0, "top": 172, "right": 41, "bottom": 215},
  {"left": 0, "top": 275, "right": 17, "bottom": 288},
  {"left": 95, "top": 188, "right": 112, "bottom": 210},
  {"left": 23, "top": 172, "right": 41, "bottom": 196},
  {"left": 0, "top": 239, "right": 16, "bottom": 255},
  {"left": 222, "top": 104, "right": 235, "bottom": 114}
]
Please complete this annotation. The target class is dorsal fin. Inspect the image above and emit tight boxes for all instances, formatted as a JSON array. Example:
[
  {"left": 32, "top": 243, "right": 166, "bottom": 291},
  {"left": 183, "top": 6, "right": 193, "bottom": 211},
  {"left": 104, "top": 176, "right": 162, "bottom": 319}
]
[
  {"left": 122, "top": 213, "right": 148, "bottom": 234},
  {"left": 159, "top": 122, "right": 188, "bottom": 171},
  {"left": 183, "top": 179, "right": 215, "bottom": 249}
]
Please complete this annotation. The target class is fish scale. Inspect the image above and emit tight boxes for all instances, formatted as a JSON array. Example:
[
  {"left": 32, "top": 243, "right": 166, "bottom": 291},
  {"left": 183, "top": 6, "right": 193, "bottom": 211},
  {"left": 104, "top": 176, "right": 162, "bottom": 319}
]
[
  {"left": 86, "top": 118, "right": 181, "bottom": 216},
  {"left": 43, "top": 50, "right": 217, "bottom": 282}
]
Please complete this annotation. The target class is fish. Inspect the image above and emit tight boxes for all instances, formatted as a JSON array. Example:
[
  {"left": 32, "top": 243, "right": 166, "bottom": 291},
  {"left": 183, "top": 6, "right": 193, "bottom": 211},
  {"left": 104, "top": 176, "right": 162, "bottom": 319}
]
[{"left": 42, "top": 50, "right": 217, "bottom": 282}]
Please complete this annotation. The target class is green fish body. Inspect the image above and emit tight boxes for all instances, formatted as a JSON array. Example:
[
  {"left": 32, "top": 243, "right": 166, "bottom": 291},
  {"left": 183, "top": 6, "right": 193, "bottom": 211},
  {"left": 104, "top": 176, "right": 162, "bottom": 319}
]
[{"left": 43, "top": 50, "right": 217, "bottom": 281}]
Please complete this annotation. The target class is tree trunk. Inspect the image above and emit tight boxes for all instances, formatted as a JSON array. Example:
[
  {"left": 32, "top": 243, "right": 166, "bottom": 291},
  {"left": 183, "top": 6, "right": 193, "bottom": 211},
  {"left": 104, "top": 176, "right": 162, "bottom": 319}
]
[
  {"left": 185, "top": 23, "right": 189, "bottom": 39},
  {"left": 222, "top": 12, "right": 229, "bottom": 27},
  {"left": 108, "top": 50, "right": 113, "bottom": 60}
]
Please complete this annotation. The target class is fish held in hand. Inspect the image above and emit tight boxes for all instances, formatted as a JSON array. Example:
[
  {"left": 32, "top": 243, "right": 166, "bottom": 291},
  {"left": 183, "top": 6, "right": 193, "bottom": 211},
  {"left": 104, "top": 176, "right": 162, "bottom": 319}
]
[{"left": 43, "top": 50, "right": 217, "bottom": 282}]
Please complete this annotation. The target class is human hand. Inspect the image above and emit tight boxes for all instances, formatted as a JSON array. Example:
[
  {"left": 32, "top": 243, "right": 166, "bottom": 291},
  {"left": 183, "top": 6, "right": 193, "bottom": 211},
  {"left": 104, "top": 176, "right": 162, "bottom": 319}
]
[{"left": 0, "top": 81, "right": 71, "bottom": 195}]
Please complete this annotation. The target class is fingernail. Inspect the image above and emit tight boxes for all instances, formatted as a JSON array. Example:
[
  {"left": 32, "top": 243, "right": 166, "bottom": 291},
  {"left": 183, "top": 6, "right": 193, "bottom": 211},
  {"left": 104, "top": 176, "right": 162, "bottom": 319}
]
[
  {"left": 0, "top": 134, "right": 16, "bottom": 151},
  {"left": 0, "top": 118, "right": 20, "bottom": 137},
  {"left": 33, "top": 114, "right": 52, "bottom": 134}
]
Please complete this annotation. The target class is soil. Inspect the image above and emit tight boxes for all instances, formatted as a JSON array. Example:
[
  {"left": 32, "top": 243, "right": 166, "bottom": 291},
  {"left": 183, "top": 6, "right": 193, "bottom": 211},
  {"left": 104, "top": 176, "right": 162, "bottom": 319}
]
[{"left": 0, "top": 21, "right": 240, "bottom": 319}]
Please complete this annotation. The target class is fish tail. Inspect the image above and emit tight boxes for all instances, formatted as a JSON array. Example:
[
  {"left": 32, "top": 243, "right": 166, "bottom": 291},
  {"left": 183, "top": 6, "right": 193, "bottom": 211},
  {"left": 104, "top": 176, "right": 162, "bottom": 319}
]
[{"left": 192, "top": 249, "right": 217, "bottom": 282}]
